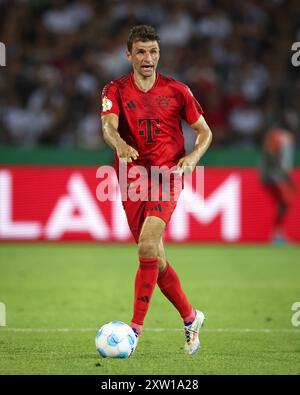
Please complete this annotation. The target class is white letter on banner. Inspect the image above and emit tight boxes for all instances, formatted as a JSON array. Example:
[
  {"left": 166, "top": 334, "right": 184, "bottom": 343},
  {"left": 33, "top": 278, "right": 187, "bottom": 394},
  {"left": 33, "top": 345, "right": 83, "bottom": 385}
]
[
  {"left": 0, "top": 171, "right": 41, "bottom": 239},
  {"left": 45, "top": 173, "right": 109, "bottom": 239},
  {"left": 169, "top": 175, "right": 241, "bottom": 241}
]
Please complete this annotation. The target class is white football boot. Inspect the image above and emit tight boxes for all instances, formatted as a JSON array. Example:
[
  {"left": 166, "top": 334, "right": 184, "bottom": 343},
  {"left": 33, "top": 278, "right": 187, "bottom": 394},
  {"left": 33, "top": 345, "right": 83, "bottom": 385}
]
[{"left": 184, "top": 310, "right": 205, "bottom": 355}]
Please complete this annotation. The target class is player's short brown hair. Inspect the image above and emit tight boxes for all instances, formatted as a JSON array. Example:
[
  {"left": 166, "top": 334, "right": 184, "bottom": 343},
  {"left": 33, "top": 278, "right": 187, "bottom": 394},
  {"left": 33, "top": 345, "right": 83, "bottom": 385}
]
[{"left": 127, "top": 25, "right": 160, "bottom": 53}]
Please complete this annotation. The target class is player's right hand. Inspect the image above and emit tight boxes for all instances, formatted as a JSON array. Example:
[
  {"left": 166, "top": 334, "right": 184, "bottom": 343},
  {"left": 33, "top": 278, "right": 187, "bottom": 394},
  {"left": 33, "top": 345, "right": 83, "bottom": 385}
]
[{"left": 116, "top": 140, "right": 139, "bottom": 163}]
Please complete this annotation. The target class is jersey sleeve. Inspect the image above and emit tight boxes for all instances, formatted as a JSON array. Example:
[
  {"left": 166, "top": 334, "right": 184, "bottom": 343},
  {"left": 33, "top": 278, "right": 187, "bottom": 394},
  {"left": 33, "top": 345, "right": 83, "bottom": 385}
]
[
  {"left": 180, "top": 85, "right": 204, "bottom": 125},
  {"left": 100, "top": 81, "right": 120, "bottom": 116}
]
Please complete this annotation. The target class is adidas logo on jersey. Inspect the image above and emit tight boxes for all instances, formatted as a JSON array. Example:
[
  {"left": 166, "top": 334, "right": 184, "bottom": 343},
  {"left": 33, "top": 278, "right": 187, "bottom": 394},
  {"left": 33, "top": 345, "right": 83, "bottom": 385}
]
[
  {"left": 150, "top": 204, "right": 162, "bottom": 212},
  {"left": 126, "top": 100, "right": 136, "bottom": 109}
]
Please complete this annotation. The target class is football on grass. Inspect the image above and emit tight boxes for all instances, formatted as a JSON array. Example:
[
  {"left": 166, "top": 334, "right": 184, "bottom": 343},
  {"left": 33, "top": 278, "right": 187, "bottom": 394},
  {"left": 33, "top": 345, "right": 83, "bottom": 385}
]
[{"left": 95, "top": 321, "right": 137, "bottom": 358}]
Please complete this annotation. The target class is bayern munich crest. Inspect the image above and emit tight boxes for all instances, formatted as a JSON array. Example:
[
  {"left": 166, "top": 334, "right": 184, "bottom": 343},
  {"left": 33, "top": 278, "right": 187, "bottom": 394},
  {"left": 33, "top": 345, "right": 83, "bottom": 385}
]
[{"left": 156, "top": 95, "right": 170, "bottom": 108}]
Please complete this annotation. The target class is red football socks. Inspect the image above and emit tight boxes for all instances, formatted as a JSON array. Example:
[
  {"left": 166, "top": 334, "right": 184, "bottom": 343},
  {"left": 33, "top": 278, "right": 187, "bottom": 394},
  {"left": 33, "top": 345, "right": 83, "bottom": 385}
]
[
  {"left": 131, "top": 257, "right": 159, "bottom": 329},
  {"left": 157, "top": 262, "right": 195, "bottom": 323}
]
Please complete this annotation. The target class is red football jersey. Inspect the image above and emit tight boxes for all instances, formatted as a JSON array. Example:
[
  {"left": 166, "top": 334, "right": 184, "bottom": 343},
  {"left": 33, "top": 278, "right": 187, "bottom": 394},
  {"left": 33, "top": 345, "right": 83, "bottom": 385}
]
[{"left": 101, "top": 72, "right": 204, "bottom": 169}]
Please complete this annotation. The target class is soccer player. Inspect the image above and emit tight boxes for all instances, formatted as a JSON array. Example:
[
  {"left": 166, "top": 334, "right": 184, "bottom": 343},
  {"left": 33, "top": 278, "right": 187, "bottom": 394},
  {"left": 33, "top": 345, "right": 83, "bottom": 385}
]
[
  {"left": 260, "top": 126, "right": 296, "bottom": 244},
  {"left": 101, "top": 25, "right": 212, "bottom": 355}
]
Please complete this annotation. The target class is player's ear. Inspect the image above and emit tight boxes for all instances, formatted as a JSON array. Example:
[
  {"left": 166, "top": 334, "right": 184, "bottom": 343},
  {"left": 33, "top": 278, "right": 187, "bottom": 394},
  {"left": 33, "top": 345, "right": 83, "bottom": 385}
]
[
  {"left": 126, "top": 51, "right": 132, "bottom": 61},
  {"left": 156, "top": 48, "right": 160, "bottom": 62}
]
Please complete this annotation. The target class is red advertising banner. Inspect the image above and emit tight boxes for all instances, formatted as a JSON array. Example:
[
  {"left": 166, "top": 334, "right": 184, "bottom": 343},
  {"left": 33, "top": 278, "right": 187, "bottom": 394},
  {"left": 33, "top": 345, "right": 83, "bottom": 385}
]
[{"left": 0, "top": 166, "right": 299, "bottom": 242}]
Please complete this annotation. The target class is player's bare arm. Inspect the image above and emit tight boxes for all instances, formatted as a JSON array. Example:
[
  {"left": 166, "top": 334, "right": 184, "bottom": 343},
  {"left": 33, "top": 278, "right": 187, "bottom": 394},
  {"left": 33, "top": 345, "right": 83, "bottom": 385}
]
[
  {"left": 101, "top": 113, "right": 139, "bottom": 163},
  {"left": 176, "top": 115, "right": 212, "bottom": 175}
]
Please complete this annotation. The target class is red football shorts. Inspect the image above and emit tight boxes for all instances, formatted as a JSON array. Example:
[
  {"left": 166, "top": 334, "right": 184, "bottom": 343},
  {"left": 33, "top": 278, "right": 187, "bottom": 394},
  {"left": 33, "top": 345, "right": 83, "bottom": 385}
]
[{"left": 121, "top": 174, "right": 183, "bottom": 243}]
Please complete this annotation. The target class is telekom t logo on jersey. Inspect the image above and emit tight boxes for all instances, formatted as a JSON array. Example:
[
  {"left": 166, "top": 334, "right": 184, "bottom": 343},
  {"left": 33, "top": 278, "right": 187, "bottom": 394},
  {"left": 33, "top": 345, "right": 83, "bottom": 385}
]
[{"left": 138, "top": 118, "right": 160, "bottom": 143}]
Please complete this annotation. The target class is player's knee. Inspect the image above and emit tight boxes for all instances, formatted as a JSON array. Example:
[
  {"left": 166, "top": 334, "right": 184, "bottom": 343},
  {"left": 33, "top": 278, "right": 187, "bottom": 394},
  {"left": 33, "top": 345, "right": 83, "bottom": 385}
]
[{"left": 138, "top": 240, "right": 157, "bottom": 259}]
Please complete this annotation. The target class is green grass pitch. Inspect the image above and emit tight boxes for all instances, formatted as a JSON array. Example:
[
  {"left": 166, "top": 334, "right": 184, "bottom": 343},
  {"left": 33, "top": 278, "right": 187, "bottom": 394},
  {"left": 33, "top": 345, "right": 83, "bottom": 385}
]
[{"left": 0, "top": 243, "right": 299, "bottom": 375}]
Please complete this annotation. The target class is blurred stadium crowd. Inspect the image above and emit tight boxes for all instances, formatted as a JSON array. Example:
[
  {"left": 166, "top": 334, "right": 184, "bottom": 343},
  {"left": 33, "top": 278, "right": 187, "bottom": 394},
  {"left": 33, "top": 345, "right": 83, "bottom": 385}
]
[{"left": 0, "top": 0, "right": 299, "bottom": 150}]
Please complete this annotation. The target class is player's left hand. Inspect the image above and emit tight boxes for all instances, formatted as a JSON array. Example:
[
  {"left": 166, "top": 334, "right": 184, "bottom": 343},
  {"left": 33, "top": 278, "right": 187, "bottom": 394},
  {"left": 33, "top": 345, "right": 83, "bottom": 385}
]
[{"left": 174, "top": 152, "right": 200, "bottom": 176}]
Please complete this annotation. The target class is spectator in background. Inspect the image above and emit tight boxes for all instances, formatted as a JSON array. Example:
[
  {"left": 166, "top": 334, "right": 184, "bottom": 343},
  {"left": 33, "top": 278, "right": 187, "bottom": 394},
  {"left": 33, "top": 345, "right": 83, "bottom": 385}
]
[
  {"left": 0, "top": 0, "right": 300, "bottom": 149},
  {"left": 229, "top": 101, "right": 264, "bottom": 146},
  {"left": 42, "top": 0, "right": 93, "bottom": 35},
  {"left": 260, "top": 125, "right": 296, "bottom": 244}
]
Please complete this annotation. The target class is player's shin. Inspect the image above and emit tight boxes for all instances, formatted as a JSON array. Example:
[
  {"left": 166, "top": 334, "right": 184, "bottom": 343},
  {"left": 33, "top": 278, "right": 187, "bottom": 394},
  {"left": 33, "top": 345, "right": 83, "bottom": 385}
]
[
  {"left": 157, "top": 262, "right": 195, "bottom": 324},
  {"left": 131, "top": 257, "right": 159, "bottom": 336}
]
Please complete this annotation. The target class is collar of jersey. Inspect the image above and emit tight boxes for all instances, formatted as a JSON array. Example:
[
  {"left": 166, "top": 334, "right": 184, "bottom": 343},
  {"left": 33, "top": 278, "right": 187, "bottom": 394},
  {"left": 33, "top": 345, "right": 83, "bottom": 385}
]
[{"left": 130, "top": 72, "right": 160, "bottom": 93}]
